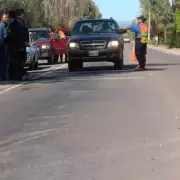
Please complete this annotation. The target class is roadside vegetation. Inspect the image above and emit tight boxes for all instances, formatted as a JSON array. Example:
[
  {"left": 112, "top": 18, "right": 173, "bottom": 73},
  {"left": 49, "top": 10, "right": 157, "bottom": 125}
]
[
  {"left": 0, "top": 0, "right": 102, "bottom": 29},
  {"left": 139, "top": 0, "right": 180, "bottom": 48}
]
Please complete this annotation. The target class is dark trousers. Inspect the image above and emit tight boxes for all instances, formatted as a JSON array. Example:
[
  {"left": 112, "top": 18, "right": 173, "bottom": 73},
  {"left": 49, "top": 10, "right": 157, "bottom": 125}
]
[
  {"left": 0, "top": 45, "right": 7, "bottom": 78},
  {"left": 8, "top": 48, "right": 27, "bottom": 80},
  {"left": 135, "top": 39, "right": 147, "bottom": 68}
]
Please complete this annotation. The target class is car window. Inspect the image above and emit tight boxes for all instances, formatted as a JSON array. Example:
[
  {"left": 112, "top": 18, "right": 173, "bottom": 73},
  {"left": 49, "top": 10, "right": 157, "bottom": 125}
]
[
  {"left": 72, "top": 21, "right": 118, "bottom": 35},
  {"left": 30, "top": 31, "right": 50, "bottom": 40}
]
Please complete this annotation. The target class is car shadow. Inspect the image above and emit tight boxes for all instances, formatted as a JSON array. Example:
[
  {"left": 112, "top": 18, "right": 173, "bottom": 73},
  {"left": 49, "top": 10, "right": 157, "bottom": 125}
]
[
  {"left": 0, "top": 64, "right": 166, "bottom": 86},
  {"left": 26, "top": 64, "right": 166, "bottom": 84},
  {"left": 146, "top": 63, "right": 180, "bottom": 67}
]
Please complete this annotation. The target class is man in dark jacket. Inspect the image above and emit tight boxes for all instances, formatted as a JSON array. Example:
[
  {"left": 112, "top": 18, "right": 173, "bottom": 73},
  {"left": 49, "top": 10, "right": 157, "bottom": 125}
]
[
  {"left": 8, "top": 9, "right": 29, "bottom": 80},
  {"left": 7, "top": 10, "right": 21, "bottom": 80}
]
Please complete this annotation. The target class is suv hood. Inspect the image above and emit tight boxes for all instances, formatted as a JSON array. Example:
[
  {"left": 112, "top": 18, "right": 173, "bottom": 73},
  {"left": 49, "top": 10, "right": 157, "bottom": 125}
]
[{"left": 70, "top": 33, "right": 119, "bottom": 42}]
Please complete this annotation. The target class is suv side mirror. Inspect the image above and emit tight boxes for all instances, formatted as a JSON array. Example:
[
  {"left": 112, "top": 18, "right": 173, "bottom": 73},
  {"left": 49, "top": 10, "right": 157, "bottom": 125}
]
[{"left": 118, "top": 29, "right": 127, "bottom": 34}]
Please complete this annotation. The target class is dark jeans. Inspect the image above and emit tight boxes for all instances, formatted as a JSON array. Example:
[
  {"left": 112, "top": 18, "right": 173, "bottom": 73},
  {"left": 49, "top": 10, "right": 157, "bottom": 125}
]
[
  {"left": 0, "top": 45, "right": 7, "bottom": 78},
  {"left": 135, "top": 39, "right": 147, "bottom": 68},
  {"left": 8, "top": 47, "right": 27, "bottom": 80}
]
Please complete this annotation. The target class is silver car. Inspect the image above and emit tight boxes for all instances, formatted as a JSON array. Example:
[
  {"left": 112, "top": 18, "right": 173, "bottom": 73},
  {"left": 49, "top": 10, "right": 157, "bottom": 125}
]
[
  {"left": 25, "top": 43, "right": 39, "bottom": 70},
  {"left": 123, "top": 35, "right": 131, "bottom": 43}
]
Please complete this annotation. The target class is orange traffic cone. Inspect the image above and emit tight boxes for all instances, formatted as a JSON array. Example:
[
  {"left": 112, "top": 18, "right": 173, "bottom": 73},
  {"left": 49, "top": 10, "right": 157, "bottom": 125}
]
[{"left": 129, "top": 45, "right": 137, "bottom": 62}]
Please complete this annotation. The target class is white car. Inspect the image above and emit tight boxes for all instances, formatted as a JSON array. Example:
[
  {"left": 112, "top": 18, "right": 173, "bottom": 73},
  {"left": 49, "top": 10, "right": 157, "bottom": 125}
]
[
  {"left": 123, "top": 37, "right": 130, "bottom": 43},
  {"left": 25, "top": 43, "right": 39, "bottom": 70}
]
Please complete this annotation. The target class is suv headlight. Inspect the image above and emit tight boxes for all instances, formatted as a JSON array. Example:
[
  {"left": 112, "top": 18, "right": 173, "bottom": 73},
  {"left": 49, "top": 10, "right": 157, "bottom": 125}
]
[
  {"left": 107, "top": 40, "right": 119, "bottom": 48},
  {"left": 27, "top": 53, "right": 31, "bottom": 61},
  {"left": 41, "top": 45, "right": 50, "bottom": 49},
  {"left": 69, "top": 42, "right": 79, "bottom": 49}
]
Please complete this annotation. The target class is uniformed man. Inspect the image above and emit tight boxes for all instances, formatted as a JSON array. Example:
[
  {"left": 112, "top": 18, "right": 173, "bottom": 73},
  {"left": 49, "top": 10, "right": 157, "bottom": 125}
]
[
  {"left": 122, "top": 16, "right": 148, "bottom": 70},
  {"left": 0, "top": 11, "right": 9, "bottom": 80},
  {"left": 15, "top": 9, "right": 29, "bottom": 80},
  {"left": 7, "top": 10, "right": 20, "bottom": 80}
]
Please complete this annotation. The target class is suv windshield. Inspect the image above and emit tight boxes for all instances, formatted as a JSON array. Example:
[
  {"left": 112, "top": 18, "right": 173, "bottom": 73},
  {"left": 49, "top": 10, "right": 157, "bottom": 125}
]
[
  {"left": 30, "top": 30, "right": 50, "bottom": 41},
  {"left": 72, "top": 20, "right": 118, "bottom": 35}
]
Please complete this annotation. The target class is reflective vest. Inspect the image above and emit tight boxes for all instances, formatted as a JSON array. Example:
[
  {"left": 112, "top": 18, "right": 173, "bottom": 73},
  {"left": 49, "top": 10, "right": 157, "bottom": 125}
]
[
  {"left": 139, "top": 24, "right": 148, "bottom": 44},
  {"left": 59, "top": 30, "right": 65, "bottom": 39}
]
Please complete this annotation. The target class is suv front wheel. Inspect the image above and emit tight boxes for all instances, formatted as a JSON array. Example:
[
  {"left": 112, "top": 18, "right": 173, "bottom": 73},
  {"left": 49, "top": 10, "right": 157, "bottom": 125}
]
[
  {"left": 68, "top": 56, "right": 83, "bottom": 72},
  {"left": 114, "top": 49, "right": 124, "bottom": 70}
]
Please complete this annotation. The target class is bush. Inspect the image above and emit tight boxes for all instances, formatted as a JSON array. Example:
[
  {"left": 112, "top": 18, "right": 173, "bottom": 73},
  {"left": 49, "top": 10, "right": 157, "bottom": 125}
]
[
  {"left": 166, "top": 27, "right": 176, "bottom": 48},
  {"left": 148, "top": 39, "right": 157, "bottom": 45}
]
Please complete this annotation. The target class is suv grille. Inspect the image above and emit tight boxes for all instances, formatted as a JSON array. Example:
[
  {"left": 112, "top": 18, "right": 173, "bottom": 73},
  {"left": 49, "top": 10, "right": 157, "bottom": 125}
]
[{"left": 80, "top": 40, "right": 106, "bottom": 49}]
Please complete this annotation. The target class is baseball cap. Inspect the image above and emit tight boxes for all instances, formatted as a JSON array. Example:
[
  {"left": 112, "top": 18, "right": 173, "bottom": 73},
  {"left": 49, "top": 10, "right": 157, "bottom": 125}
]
[{"left": 137, "top": 15, "right": 147, "bottom": 22}]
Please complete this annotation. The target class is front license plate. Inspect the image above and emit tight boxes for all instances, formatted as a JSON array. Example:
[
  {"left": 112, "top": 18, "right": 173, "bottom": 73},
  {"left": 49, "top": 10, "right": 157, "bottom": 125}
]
[
  {"left": 42, "top": 53, "right": 48, "bottom": 57},
  {"left": 88, "top": 51, "right": 98, "bottom": 56}
]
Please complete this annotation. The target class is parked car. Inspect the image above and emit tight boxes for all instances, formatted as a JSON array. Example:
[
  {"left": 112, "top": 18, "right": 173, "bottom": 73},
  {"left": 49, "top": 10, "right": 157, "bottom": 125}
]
[
  {"left": 25, "top": 42, "right": 39, "bottom": 70},
  {"left": 29, "top": 28, "right": 54, "bottom": 64},
  {"left": 29, "top": 28, "right": 71, "bottom": 64},
  {"left": 66, "top": 18, "right": 126, "bottom": 71},
  {"left": 123, "top": 34, "right": 131, "bottom": 43}
]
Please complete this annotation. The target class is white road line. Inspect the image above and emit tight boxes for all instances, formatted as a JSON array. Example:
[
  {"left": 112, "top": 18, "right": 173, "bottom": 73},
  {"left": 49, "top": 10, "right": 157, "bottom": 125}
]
[
  {"left": 66, "top": 76, "right": 144, "bottom": 81},
  {"left": 0, "top": 64, "right": 68, "bottom": 95},
  {"left": 31, "top": 64, "right": 67, "bottom": 80}
]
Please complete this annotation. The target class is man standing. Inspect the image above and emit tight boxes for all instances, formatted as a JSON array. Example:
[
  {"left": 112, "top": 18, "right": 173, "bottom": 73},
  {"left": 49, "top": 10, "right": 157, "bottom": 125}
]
[
  {"left": 15, "top": 9, "right": 29, "bottom": 80},
  {"left": 122, "top": 16, "right": 148, "bottom": 71},
  {"left": 0, "top": 11, "right": 9, "bottom": 80},
  {"left": 7, "top": 10, "right": 20, "bottom": 80}
]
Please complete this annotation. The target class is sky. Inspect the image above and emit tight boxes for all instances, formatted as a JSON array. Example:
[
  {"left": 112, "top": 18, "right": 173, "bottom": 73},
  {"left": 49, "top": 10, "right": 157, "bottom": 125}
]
[{"left": 94, "top": 0, "right": 140, "bottom": 21}]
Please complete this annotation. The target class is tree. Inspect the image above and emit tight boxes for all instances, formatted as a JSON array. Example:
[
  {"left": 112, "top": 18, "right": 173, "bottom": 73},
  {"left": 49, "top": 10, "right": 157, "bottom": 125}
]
[
  {"left": 0, "top": 0, "right": 102, "bottom": 28},
  {"left": 139, "top": 0, "right": 175, "bottom": 46}
]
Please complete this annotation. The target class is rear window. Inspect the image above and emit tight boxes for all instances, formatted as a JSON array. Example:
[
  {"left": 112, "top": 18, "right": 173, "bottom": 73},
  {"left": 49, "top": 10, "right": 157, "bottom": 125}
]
[{"left": 29, "top": 31, "right": 50, "bottom": 40}]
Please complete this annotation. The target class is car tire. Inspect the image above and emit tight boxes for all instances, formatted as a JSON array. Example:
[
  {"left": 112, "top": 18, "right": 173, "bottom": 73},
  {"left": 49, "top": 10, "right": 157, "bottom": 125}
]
[
  {"left": 114, "top": 49, "right": 124, "bottom": 70},
  {"left": 54, "top": 55, "right": 59, "bottom": 64},
  {"left": 34, "top": 60, "right": 39, "bottom": 69},
  {"left": 48, "top": 55, "right": 54, "bottom": 65},
  {"left": 77, "top": 60, "right": 83, "bottom": 70},
  {"left": 68, "top": 56, "right": 77, "bottom": 72},
  {"left": 29, "top": 58, "right": 35, "bottom": 70}
]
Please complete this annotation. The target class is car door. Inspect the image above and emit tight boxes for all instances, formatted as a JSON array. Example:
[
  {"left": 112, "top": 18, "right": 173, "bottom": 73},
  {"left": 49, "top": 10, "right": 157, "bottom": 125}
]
[{"left": 50, "top": 28, "right": 71, "bottom": 55}]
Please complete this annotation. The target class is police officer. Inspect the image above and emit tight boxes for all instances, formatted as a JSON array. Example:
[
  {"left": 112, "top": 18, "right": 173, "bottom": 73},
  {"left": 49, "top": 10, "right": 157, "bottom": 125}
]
[
  {"left": 15, "top": 9, "right": 29, "bottom": 80},
  {"left": 0, "top": 11, "right": 9, "bottom": 80},
  {"left": 122, "top": 16, "right": 148, "bottom": 70},
  {"left": 7, "top": 10, "right": 20, "bottom": 80}
]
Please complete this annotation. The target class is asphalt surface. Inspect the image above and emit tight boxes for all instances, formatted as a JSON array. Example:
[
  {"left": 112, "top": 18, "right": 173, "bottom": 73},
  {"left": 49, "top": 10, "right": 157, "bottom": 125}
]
[{"left": 1, "top": 44, "right": 180, "bottom": 180}]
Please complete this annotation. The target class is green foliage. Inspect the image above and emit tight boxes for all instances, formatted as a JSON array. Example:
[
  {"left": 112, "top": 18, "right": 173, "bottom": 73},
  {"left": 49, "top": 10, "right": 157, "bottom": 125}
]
[
  {"left": 0, "top": 0, "right": 102, "bottom": 28},
  {"left": 165, "top": 27, "right": 175, "bottom": 48},
  {"left": 139, "top": 0, "right": 180, "bottom": 48},
  {"left": 176, "top": 8, "right": 180, "bottom": 32},
  {"left": 82, "top": 0, "right": 102, "bottom": 19},
  {"left": 148, "top": 39, "right": 157, "bottom": 45}
]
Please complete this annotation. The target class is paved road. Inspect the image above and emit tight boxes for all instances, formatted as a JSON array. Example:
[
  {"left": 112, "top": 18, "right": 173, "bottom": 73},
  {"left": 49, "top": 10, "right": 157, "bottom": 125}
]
[{"left": 1, "top": 44, "right": 180, "bottom": 180}]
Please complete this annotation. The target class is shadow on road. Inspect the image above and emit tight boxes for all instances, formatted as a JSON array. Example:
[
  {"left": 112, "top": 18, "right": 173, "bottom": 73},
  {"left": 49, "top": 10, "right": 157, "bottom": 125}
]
[
  {"left": 147, "top": 63, "right": 180, "bottom": 67},
  {"left": 0, "top": 64, "right": 166, "bottom": 86},
  {"left": 27, "top": 64, "right": 166, "bottom": 84}
]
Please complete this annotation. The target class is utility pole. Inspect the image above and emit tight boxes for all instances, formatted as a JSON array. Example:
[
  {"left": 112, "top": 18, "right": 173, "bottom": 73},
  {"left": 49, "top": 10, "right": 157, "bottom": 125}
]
[{"left": 148, "top": 0, "right": 151, "bottom": 40}]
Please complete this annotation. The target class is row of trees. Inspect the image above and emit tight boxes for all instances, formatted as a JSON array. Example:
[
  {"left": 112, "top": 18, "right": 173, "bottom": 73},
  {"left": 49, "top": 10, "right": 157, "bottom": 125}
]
[
  {"left": 0, "top": 0, "right": 102, "bottom": 29},
  {"left": 139, "top": 0, "right": 180, "bottom": 48}
]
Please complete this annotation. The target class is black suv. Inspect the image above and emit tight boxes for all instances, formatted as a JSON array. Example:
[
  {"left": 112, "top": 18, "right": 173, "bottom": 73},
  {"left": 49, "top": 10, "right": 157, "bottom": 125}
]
[{"left": 67, "top": 18, "right": 126, "bottom": 71}]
